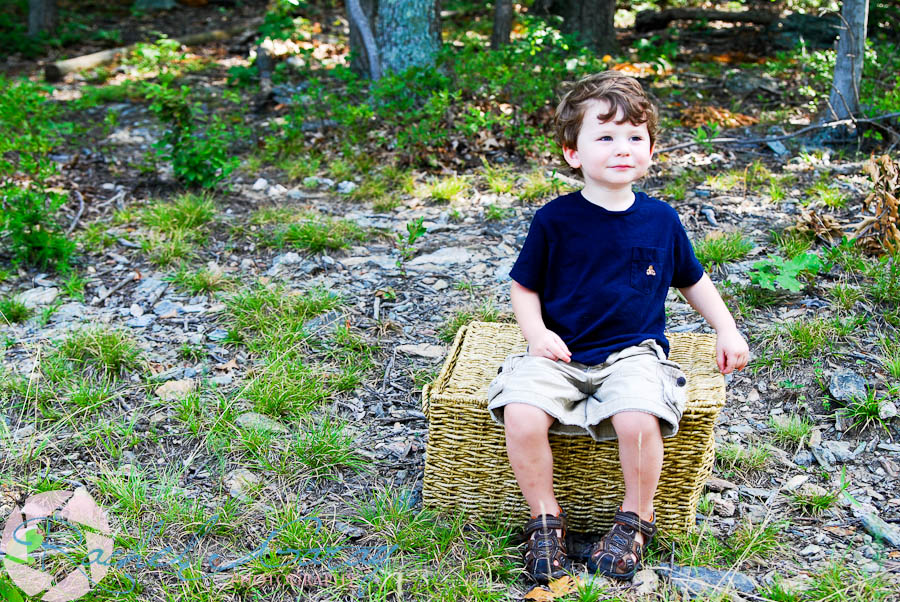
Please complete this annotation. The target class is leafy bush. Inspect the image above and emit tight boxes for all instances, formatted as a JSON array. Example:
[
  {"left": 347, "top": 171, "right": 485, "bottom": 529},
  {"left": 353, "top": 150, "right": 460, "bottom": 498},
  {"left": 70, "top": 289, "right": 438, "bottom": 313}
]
[
  {"left": 750, "top": 252, "right": 823, "bottom": 292},
  {"left": 0, "top": 186, "right": 75, "bottom": 272},
  {"left": 147, "top": 83, "right": 239, "bottom": 188}
]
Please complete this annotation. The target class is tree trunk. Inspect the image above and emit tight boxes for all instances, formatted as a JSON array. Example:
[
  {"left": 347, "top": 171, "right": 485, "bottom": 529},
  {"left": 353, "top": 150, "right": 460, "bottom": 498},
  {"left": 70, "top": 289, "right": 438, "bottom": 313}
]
[
  {"left": 827, "top": 0, "right": 868, "bottom": 120},
  {"left": 348, "top": 0, "right": 441, "bottom": 79},
  {"left": 491, "top": 0, "right": 513, "bottom": 49},
  {"left": 28, "top": 0, "right": 57, "bottom": 37},
  {"left": 549, "top": 0, "right": 618, "bottom": 55}
]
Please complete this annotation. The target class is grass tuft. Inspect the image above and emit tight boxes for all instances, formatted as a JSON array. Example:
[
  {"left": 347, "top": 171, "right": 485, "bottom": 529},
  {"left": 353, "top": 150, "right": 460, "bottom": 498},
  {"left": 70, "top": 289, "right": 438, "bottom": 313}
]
[
  {"left": 694, "top": 231, "right": 754, "bottom": 272},
  {"left": 0, "top": 296, "right": 32, "bottom": 324}
]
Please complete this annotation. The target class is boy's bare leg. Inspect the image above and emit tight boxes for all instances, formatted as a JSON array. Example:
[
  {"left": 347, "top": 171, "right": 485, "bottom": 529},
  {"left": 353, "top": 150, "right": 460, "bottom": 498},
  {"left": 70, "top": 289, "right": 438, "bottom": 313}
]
[
  {"left": 504, "top": 403, "right": 559, "bottom": 518},
  {"left": 610, "top": 411, "right": 664, "bottom": 547}
]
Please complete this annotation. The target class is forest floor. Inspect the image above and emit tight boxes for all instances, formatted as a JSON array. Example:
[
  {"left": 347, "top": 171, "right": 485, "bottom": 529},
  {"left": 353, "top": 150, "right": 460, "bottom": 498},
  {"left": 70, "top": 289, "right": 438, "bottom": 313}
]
[{"left": 1, "top": 2, "right": 900, "bottom": 601}]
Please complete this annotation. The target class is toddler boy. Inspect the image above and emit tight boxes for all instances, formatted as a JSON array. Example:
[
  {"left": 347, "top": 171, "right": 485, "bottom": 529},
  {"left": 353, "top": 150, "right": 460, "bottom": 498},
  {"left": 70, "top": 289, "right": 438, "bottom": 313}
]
[{"left": 487, "top": 71, "right": 749, "bottom": 583}]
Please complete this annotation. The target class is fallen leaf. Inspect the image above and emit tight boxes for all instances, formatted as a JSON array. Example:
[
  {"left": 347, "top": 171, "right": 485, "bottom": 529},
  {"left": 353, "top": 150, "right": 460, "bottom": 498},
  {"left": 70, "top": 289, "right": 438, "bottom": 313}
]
[
  {"left": 524, "top": 576, "right": 579, "bottom": 601},
  {"left": 823, "top": 525, "right": 856, "bottom": 537},
  {"left": 155, "top": 379, "right": 196, "bottom": 401},
  {"left": 216, "top": 358, "right": 238, "bottom": 372},
  {"left": 397, "top": 343, "right": 444, "bottom": 359}
]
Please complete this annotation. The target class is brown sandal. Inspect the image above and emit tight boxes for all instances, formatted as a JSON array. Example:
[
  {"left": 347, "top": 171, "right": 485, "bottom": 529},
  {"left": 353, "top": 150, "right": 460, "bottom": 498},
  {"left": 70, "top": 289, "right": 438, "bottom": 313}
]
[
  {"left": 522, "top": 512, "right": 569, "bottom": 583},
  {"left": 587, "top": 509, "right": 657, "bottom": 580}
]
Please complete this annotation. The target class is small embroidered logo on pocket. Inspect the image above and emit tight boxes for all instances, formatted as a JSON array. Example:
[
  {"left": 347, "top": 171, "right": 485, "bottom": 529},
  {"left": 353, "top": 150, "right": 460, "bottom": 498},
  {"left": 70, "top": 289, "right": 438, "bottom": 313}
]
[{"left": 646, "top": 264, "right": 656, "bottom": 276}]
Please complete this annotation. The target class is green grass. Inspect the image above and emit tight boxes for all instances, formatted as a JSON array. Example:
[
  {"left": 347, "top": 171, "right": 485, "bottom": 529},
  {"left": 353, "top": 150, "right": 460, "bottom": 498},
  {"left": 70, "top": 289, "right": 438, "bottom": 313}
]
[
  {"left": 140, "top": 227, "right": 200, "bottom": 267},
  {"left": 694, "top": 231, "right": 754, "bottom": 271},
  {"left": 54, "top": 326, "right": 143, "bottom": 378},
  {"left": 772, "top": 229, "right": 814, "bottom": 259},
  {"left": 480, "top": 160, "right": 515, "bottom": 195},
  {"left": 866, "top": 252, "right": 900, "bottom": 306},
  {"left": 140, "top": 193, "right": 216, "bottom": 232},
  {"left": 838, "top": 387, "right": 888, "bottom": 431},
  {"left": 422, "top": 175, "right": 468, "bottom": 203},
  {"left": 518, "top": 170, "right": 565, "bottom": 203},
  {"left": 781, "top": 317, "right": 839, "bottom": 359},
  {"left": 769, "top": 413, "right": 814, "bottom": 445},
  {"left": 807, "top": 178, "right": 848, "bottom": 208},
  {"left": 264, "top": 214, "right": 367, "bottom": 253},
  {"left": 483, "top": 203, "right": 513, "bottom": 221},
  {"left": 827, "top": 281, "right": 864, "bottom": 311},
  {"left": 0, "top": 296, "right": 32, "bottom": 324},
  {"left": 349, "top": 164, "right": 415, "bottom": 211},
  {"left": 438, "top": 299, "right": 506, "bottom": 343},
  {"left": 658, "top": 519, "right": 785, "bottom": 569},
  {"left": 166, "top": 263, "right": 235, "bottom": 294},
  {"left": 291, "top": 415, "right": 369, "bottom": 479},
  {"left": 802, "top": 560, "right": 895, "bottom": 602},
  {"left": 879, "top": 336, "right": 900, "bottom": 380},
  {"left": 243, "top": 356, "right": 329, "bottom": 419},
  {"left": 716, "top": 441, "right": 772, "bottom": 472},
  {"left": 789, "top": 485, "right": 840, "bottom": 516}
]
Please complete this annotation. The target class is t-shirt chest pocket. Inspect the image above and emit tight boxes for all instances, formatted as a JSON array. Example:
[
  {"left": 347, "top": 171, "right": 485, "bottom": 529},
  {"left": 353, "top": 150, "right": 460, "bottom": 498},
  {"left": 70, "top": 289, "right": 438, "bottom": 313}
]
[{"left": 630, "top": 246, "right": 665, "bottom": 294}]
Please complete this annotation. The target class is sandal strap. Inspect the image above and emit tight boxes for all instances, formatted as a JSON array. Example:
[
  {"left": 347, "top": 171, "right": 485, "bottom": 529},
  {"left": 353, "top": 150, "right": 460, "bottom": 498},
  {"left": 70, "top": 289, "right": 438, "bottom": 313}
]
[
  {"left": 524, "top": 514, "right": 565, "bottom": 535},
  {"left": 612, "top": 509, "right": 657, "bottom": 540}
]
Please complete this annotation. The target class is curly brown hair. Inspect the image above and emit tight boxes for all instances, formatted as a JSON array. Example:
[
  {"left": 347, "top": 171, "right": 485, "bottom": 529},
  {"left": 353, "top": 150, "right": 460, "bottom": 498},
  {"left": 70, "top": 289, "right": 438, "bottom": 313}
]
[{"left": 554, "top": 71, "right": 659, "bottom": 175}]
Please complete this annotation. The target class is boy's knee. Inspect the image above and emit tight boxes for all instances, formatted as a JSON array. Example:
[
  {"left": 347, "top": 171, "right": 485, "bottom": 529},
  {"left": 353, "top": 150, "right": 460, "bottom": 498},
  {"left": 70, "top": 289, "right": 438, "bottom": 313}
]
[
  {"left": 611, "top": 411, "right": 662, "bottom": 441},
  {"left": 503, "top": 403, "right": 553, "bottom": 439}
]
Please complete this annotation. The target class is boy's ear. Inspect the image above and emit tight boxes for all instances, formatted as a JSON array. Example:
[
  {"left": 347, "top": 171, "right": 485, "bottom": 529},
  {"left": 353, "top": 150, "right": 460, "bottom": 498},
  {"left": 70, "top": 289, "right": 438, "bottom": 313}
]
[{"left": 562, "top": 146, "right": 580, "bottom": 169}]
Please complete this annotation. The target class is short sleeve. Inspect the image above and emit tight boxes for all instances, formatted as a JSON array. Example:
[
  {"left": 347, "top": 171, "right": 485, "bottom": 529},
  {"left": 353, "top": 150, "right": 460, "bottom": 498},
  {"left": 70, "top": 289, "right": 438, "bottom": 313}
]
[
  {"left": 671, "top": 213, "right": 704, "bottom": 288},
  {"left": 509, "top": 211, "right": 548, "bottom": 292}
]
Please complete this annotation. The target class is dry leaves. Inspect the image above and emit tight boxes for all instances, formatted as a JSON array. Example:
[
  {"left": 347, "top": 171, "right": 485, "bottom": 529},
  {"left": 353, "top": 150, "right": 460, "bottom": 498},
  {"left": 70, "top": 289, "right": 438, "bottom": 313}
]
[
  {"left": 792, "top": 208, "right": 845, "bottom": 244},
  {"left": 681, "top": 105, "right": 758, "bottom": 128},
  {"left": 523, "top": 575, "right": 580, "bottom": 601},
  {"left": 854, "top": 154, "right": 900, "bottom": 254}
]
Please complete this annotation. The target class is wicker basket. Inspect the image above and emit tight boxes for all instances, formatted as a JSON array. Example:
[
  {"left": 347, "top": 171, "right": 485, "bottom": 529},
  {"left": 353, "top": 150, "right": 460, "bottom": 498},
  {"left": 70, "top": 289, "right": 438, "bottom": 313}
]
[{"left": 422, "top": 321, "right": 725, "bottom": 535}]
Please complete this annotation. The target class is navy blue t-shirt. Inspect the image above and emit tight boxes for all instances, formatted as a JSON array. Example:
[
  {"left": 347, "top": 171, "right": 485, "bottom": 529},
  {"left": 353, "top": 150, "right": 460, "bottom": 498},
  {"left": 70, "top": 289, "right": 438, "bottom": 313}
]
[{"left": 510, "top": 190, "right": 704, "bottom": 365}]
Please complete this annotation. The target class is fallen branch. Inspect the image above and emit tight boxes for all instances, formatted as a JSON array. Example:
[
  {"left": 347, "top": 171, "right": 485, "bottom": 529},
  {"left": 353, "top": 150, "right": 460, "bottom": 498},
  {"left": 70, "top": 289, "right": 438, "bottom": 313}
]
[
  {"left": 636, "top": 8, "right": 778, "bottom": 32},
  {"left": 45, "top": 21, "right": 260, "bottom": 82},
  {"left": 65, "top": 190, "right": 84, "bottom": 236},
  {"left": 656, "top": 111, "right": 900, "bottom": 154}
]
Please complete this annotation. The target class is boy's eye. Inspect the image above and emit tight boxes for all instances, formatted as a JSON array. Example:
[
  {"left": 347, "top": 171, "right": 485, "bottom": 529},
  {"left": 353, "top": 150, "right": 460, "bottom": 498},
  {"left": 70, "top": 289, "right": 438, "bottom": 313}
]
[
  {"left": 598, "top": 136, "right": 613, "bottom": 141},
  {"left": 630, "top": 136, "right": 643, "bottom": 142}
]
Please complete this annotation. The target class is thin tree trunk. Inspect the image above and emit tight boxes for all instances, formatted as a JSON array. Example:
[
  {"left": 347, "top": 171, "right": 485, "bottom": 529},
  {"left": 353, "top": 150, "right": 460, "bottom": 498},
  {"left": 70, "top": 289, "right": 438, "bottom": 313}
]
[
  {"left": 376, "top": 0, "right": 441, "bottom": 76},
  {"left": 552, "top": 0, "right": 618, "bottom": 56},
  {"left": 28, "top": 0, "right": 56, "bottom": 37},
  {"left": 827, "top": 0, "right": 869, "bottom": 120},
  {"left": 491, "top": 0, "right": 513, "bottom": 49},
  {"left": 348, "top": 0, "right": 441, "bottom": 79}
]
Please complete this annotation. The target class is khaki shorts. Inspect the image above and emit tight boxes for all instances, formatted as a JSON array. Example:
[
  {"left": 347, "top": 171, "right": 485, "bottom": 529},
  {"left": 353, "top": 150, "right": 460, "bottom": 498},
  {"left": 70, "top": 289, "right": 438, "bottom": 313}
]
[{"left": 487, "top": 339, "right": 688, "bottom": 441}]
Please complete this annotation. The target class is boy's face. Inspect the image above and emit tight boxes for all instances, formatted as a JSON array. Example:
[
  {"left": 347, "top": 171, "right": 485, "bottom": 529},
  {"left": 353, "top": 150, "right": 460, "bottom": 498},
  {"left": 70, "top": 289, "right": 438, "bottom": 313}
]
[{"left": 562, "top": 99, "right": 654, "bottom": 193}]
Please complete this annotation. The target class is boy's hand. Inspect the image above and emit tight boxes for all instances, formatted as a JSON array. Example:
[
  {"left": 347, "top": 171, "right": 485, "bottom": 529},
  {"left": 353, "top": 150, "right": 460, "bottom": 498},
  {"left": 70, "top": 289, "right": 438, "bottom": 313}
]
[
  {"left": 716, "top": 328, "right": 749, "bottom": 374},
  {"left": 528, "top": 328, "right": 572, "bottom": 363}
]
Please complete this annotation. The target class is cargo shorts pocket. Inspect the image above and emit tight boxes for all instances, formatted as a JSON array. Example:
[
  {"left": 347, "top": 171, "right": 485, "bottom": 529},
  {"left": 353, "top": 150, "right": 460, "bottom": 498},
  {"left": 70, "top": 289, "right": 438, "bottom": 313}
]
[
  {"left": 488, "top": 352, "right": 528, "bottom": 403},
  {"left": 657, "top": 359, "right": 688, "bottom": 420}
]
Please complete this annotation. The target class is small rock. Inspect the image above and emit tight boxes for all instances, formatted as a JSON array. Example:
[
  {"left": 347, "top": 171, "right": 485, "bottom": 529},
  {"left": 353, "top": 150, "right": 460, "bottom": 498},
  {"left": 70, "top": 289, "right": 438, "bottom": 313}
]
[
  {"left": 397, "top": 343, "right": 444, "bottom": 359},
  {"left": 303, "top": 309, "right": 342, "bottom": 333},
  {"left": 302, "top": 176, "right": 320, "bottom": 188},
  {"left": 210, "top": 374, "right": 233, "bottom": 386},
  {"left": 126, "top": 315, "right": 154, "bottom": 328},
  {"left": 337, "top": 181, "right": 357, "bottom": 194},
  {"left": 821, "top": 440, "right": 854, "bottom": 463},
  {"left": 207, "top": 329, "right": 228, "bottom": 342},
  {"left": 432, "top": 279, "right": 449, "bottom": 291},
  {"left": 252, "top": 177, "right": 268, "bottom": 191},
  {"left": 829, "top": 369, "right": 867, "bottom": 403},
  {"left": 706, "top": 476, "right": 738, "bottom": 492},
  {"left": 713, "top": 498, "right": 736, "bottom": 517},
  {"left": 633, "top": 568, "right": 659, "bottom": 596},
  {"left": 267, "top": 184, "right": 288, "bottom": 197},
  {"left": 235, "top": 412, "right": 288, "bottom": 434},
  {"left": 240, "top": 258, "right": 256, "bottom": 270},
  {"left": 700, "top": 205, "right": 718, "bottom": 226},
  {"left": 793, "top": 450, "right": 815, "bottom": 466},
  {"left": 879, "top": 401, "right": 897, "bottom": 420},
  {"left": 799, "top": 544, "right": 822, "bottom": 556},
  {"left": 320, "top": 177, "right": 335, "bottom": 188},
  {"left": 658, "top": 565, "right": 757, "bottom": 598},
  {"left": 15, "top": 287, "right": 59, "bottom": 308},
  {"left": 286, "top": 188, "right": 306, "bottom": 200},
  {"left": 797, "top": 483, "right": 828, "bottom": 499},
  {"left": 129, "top": 304, "right": 144, "bottom": 317},
  {"left": 14, "top": 424, "right": 36, "bottom": 439},
  {"left": 408, "top": 247, "right": 472, "bottom": 266},
  {"left": 811, "top": 445, "right": 835, "bottom": 469},
  {"left": 153, "top": 300, "right": 182, "bottom": 316},
  {"left": 155, "top": 379, "right": 195, "bottom": 401},
  {"left": 333, "top": 521, "right": 366, "bottom": 539},
  {"left": 784, "top": 474, "right": 809, "bottom": 491},
  {"left": 745, "top": 504, "right": 768, "bottom": 523},
  {"left": 225, "top": 469, "right": 260, "bottom": 500}
]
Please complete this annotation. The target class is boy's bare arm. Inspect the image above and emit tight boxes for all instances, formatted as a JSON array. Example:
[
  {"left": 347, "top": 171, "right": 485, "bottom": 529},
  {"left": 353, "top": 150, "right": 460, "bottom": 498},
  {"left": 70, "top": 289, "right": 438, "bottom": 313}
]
[
  {"left": 510, "top": 281, "right": 571, "bottom": 362},
  {"left": 677, "top": 273, "right": 749, "bottom": 374}
]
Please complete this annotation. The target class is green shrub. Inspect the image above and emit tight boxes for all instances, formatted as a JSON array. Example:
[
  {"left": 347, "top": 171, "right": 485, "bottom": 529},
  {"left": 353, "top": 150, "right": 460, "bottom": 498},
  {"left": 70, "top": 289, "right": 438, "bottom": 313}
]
[
  {"left": 147, "top": 83, "right": 239, "bottom": 188},
  {"left": 0, "top": 186, "right": 75, "bottom": 272},
  {"left": 694, "top": 231, "right": 754, "bottom": 271}
]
